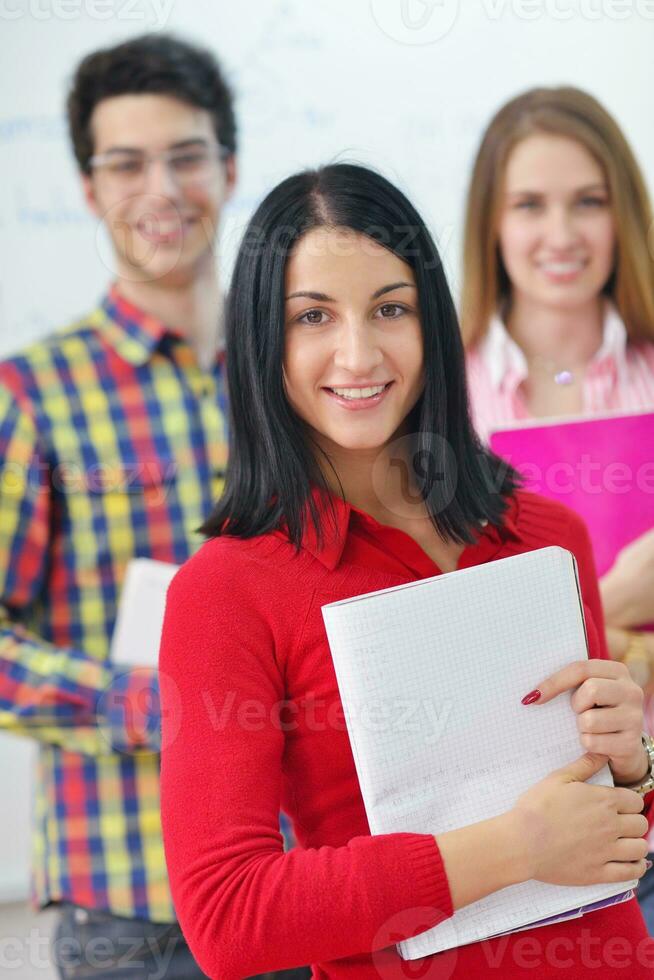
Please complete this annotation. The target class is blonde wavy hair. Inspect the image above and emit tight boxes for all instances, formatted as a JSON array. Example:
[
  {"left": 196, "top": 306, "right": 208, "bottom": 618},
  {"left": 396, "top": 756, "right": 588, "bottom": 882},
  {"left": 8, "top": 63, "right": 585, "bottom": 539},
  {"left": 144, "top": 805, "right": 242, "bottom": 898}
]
[{"left": 460, "top": 86, "right": 654, "bottom": 348}]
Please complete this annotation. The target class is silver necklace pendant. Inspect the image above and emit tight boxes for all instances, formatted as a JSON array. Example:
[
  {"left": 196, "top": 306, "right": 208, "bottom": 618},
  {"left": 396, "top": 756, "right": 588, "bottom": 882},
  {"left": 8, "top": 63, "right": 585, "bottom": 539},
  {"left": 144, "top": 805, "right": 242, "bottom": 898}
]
[{"left": 528, "top": 354, "right": 577, "bottom": 385}]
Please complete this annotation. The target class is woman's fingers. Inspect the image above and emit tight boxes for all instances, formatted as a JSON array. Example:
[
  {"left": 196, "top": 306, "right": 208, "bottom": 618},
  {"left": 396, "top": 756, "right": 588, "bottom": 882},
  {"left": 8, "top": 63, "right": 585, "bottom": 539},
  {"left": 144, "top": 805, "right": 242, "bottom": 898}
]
[
  {"left": 524, "top": 659, "right": 628, "bottom": 706},
  {"left": 571, "top": 676, "right": 642, "bottom": 714},
  {"left": 616, "top": 813, "right": 650, "bottom": 838},
  {"left": 576, "top": 705, "right": 640, "bottom": 734},
  {"left": 579, "top": 731, "right": 642, "bottom": 756},
  {"left": 603, "top": 859, "right": 649, "bottom": 882},
  {"left": 614, "top": 787, "right": 645, "bottom": 813},
  {"left": 611, "top": 837, "right": 650, "bottom": 862}
]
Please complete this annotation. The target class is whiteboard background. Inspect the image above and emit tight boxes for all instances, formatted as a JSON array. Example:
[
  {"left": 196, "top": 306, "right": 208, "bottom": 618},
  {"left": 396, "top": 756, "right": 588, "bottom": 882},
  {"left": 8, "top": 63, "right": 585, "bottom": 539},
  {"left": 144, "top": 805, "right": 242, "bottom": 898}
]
[{"left": 1, "top": 0, "right": 653, "bottom": 902}]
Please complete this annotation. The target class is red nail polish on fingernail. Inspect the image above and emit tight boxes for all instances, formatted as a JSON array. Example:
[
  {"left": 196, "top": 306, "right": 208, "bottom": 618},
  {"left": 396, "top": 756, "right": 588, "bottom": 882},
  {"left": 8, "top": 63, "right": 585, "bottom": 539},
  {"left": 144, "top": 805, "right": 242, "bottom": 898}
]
[
  {"left": 646, "top": 860, "right": 652, "bottom": 871},
  {"left": 521, "top": 689, "right": 542, "bottom": 705}
]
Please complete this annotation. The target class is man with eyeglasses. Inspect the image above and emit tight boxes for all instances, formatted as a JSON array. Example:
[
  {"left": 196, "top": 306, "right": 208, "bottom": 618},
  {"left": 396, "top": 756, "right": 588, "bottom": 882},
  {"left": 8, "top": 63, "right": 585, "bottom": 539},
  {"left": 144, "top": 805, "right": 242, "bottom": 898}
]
[{"left": 0, "top": 32, "right": 309, "bottom": 980}]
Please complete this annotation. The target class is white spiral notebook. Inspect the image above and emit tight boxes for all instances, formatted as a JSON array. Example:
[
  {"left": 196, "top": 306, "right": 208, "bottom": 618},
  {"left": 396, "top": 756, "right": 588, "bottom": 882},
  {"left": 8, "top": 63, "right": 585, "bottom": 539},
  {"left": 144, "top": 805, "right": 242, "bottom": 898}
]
[{"left": 321, "top": 547, "right": 636, "bottom": 960}]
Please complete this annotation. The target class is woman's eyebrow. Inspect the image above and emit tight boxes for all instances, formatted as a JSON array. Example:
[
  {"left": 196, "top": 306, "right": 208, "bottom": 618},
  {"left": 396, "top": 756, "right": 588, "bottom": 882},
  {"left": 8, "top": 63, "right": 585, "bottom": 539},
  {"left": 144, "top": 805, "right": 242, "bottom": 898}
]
[
  {"left": 285, "top": 281, "right": 416, "bottom": 303},
  {"left": 574, "top": 182, "right": 609, "bottom": 194},
  {"left": 371, "top": 281, "right": 416, "bottom": 299},
  {"left": 286, "top": 290, "right": 334, "bottom": 301},
  {"left": 506, "top": 182, "right": 608, "bottom": 197}
]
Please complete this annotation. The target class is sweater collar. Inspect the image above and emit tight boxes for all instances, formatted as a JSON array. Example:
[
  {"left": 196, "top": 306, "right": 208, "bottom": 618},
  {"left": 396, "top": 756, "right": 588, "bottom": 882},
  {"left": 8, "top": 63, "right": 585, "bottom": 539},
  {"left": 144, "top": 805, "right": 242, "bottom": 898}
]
[
  {"left": 297, "top": 489, "right": 352, "bottom": 571},
  {"left": 297, "top": 486, "right": 520, "bottom": 571}
]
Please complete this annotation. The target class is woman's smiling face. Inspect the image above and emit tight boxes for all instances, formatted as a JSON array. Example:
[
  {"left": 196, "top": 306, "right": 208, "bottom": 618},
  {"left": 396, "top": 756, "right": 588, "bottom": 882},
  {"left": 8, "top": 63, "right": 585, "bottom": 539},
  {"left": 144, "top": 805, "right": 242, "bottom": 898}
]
[
  {"left": 497, "top": 133, "right": 616, "bottom": 312},
  {"left": 282, "top": 227, "right": 425, "bottom": 458}
]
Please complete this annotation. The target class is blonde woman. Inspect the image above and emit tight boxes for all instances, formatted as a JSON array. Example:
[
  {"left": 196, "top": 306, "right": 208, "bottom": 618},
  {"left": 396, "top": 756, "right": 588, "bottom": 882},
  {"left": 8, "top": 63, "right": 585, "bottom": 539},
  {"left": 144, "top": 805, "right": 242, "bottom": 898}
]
[{"left": 462, "top": 85, "right": 654, "bottom": 926}]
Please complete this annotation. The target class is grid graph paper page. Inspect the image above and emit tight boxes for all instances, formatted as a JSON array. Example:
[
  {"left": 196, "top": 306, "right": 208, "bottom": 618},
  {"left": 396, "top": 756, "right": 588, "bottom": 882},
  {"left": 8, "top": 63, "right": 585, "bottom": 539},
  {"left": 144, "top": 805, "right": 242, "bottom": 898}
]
[{"left": 321, "top": 547, "right": 637, "bottom": 959}]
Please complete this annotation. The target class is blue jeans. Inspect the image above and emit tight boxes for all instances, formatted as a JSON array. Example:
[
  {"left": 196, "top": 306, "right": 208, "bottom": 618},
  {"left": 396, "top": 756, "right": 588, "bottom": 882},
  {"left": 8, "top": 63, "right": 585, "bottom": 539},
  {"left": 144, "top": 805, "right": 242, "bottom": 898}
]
[{"left": 53, "top": 904, "right": 311, "bottom": 980}]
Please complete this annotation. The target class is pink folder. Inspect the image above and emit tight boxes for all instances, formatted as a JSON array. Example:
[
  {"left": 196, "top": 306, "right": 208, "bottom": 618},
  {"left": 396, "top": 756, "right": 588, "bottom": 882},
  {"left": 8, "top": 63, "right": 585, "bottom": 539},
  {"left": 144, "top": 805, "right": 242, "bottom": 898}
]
[
  {"left": 489, "top": 411, "right": 654, "bottom": 579},
  {"left": 490, "top": 411, "right": 653, "bottom": 913}
]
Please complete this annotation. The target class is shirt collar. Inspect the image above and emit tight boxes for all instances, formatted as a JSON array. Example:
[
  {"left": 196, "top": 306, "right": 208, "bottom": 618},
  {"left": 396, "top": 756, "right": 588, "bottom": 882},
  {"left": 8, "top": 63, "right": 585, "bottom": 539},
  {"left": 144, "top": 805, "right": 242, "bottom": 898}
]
[
  {"left": 482, "top": 314, "right": 528, "bottom": 390},
  {"left": 295, "top": 486, "right": 520, "bottom": 571},
  {"left": 98, "top": 284, "right": 183, "bottom": 366},
  {"left": 481, "top": 302, "right": 630, "bottom": 391},
  {"left": 296, "top": 488, "right": 352, "bottom": 570},
  {"left": 593, "top": 303, "right": 630, "bottom": 386}
]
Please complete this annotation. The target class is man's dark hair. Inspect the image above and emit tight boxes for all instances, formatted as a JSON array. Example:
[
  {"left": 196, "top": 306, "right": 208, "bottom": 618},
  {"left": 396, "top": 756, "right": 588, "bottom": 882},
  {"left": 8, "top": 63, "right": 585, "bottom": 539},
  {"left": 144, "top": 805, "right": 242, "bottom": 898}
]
[
  {"left": 201, "top": 162, "right": 518, "bottom": 550},
  {"left": 67, "top": 33, "right": 237, "bottom": 173}
]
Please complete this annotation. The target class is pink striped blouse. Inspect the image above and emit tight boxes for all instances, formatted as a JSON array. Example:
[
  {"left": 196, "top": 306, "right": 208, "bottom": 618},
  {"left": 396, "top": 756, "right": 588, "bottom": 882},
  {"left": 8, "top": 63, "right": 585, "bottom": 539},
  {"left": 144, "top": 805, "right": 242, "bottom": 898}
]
[
  {"left": 466, "top": 304, "right": 654, "bottom": 443},
  {"left": 466, "top": 304, "right": 654, "bottom": 844}
]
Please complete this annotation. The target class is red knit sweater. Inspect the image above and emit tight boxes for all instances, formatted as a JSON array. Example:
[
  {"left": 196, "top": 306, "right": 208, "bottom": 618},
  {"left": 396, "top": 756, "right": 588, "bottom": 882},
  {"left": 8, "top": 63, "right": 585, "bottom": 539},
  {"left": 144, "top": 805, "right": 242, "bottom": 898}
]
[{"left": 159, "top": 490, "right": 654, "bottom": 979}]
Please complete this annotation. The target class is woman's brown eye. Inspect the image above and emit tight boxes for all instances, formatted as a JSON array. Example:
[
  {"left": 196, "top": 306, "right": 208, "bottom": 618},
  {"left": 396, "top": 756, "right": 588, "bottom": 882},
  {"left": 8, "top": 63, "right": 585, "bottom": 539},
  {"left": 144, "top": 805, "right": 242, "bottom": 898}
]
[{"left": 380, "top": 304, "right": 403, "bottom": 317}]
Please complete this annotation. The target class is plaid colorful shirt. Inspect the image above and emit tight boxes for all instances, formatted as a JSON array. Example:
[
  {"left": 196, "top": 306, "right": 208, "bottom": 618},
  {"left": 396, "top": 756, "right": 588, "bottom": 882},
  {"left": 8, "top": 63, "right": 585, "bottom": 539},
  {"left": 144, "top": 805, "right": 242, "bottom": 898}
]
[{"left": 0, "top": 285, "right": 230, "bottom": 921}]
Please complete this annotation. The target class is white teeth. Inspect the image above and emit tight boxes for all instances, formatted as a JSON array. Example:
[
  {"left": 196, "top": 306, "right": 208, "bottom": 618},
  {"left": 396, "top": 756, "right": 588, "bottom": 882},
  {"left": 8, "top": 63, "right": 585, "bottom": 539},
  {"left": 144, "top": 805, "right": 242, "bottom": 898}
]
[
  {"left": 143, "top": 223, "right": 180, "bottom": 233},
  {"left": 330, "top": 384, "right": 387, "bottom": 400},
  {"left": 540, "top": 262, "right": 584, "bottom": 274}
]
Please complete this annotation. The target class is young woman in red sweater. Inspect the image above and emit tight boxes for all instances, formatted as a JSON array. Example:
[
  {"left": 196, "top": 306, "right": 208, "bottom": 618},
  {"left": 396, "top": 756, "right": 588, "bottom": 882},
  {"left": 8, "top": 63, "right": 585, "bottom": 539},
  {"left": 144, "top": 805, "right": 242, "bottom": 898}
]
[{"left": 159, "top": 163, "right": 654, "bottom": 979}]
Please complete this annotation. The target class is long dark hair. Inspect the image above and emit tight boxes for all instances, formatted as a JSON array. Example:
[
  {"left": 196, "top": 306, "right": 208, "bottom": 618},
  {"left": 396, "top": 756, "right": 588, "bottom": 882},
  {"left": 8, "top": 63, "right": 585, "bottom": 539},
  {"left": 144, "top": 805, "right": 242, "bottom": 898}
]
[{"left": 201, "top": 163, "right": 517, "bottom": 548}]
